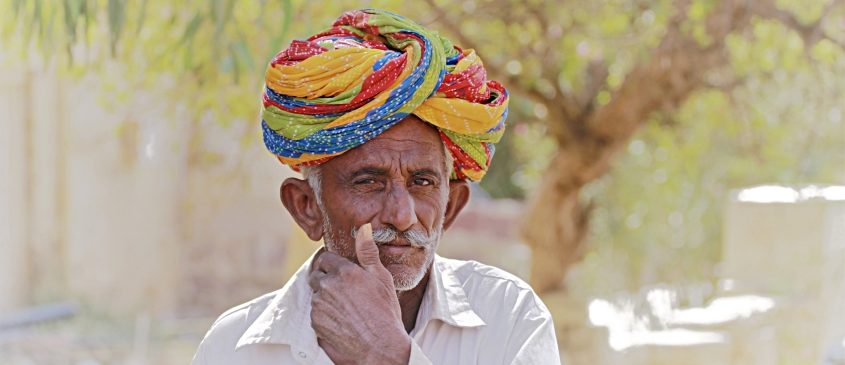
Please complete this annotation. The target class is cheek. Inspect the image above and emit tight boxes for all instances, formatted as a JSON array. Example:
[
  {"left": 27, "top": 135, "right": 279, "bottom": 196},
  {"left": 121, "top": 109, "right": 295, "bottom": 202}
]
[
  {"left": 350, "top": 195, "right": 383, "bottom": 215},
  {"left": 332, "top": 194, "right": 383, "bottom": 228},
  {"left": 327, "top": 183, "right": 379, "bottom": 210},
  {"left": 414, "top": 195, "right": 446, "bottom": 229}
]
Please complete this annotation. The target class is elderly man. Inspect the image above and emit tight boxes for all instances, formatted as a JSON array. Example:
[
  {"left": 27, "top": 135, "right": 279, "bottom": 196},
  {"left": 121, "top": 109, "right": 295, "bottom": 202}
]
[{"left": 193, "top": 9, "right": 561, "bottom": 365}]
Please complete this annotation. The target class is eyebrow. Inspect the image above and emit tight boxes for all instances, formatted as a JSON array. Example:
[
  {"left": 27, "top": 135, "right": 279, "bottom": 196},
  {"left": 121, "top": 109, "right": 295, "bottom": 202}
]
[
  {"left": 411, "top": 168, "right": 440, "bottom": 177},
  {"left": 349, "top": 167, "right": 389, "bottom": 179},
  {"left": 347, "top": 167, "right": 442, "bottom": 179}
]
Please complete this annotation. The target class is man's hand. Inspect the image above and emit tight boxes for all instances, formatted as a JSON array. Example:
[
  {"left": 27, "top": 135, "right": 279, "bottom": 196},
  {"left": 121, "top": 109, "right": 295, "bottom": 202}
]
[{"left": 308, "top": 223, "right": 412, "bottom": 365}]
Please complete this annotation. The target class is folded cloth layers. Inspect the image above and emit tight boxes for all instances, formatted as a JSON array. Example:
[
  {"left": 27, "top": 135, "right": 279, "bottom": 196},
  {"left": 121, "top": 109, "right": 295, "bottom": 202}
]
[{"left": 261, "top": 8, "right": 509, "bottom": 181}]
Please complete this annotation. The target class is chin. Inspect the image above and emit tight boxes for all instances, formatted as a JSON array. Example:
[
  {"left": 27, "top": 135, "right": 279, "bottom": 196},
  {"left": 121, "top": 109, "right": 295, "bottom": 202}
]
[{"left": 381, "top": 248, "right": 434, "bottom": 291}]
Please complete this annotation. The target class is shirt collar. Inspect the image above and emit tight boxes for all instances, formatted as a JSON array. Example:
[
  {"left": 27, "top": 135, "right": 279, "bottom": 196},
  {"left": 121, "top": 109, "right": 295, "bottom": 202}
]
[
  {"left": 421, "top": 254, "right": 486, "bottom": 328},
  {"left": 235, "top": 250, "right": 317, "bottom": 350},
  {"left": 236, "top": 251, "right": 485, "bottom": 349}
]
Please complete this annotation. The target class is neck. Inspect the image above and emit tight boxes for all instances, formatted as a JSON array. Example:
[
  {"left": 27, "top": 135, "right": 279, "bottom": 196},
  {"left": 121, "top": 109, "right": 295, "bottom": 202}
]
[{"left": 396, "top": 269, "right": 431, "bottom": 333}]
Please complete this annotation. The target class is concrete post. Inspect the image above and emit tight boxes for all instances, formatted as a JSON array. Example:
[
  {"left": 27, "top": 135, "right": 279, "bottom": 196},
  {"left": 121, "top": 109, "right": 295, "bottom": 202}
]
[{"left": 722, "top": 185, "right": 845, "bottom": 364}]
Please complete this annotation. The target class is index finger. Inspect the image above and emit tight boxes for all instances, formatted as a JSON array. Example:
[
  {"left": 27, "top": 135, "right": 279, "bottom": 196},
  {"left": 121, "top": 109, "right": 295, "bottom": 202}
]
[{"left": 355, "top": 223, "right": 384, "bottom": 272}]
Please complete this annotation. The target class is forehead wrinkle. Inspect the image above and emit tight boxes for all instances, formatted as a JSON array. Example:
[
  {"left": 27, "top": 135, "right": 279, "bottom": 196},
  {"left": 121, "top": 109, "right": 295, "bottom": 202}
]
[
  {"left": 348, "top": 138, "right": 441, "bottom": 168},
  {"left": 343, "top": 152, "right": 441, "bottom": 179}
]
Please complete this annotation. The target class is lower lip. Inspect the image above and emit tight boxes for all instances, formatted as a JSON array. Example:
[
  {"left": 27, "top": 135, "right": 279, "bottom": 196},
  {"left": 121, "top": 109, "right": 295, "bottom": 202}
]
[{"left": 380, "top": 245, "right": 416, "bottom": 256}]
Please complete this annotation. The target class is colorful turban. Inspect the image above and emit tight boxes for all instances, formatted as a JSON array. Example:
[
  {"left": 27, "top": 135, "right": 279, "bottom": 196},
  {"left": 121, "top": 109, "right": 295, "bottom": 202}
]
[{"left": 261, "top": 9, "right": 508, "bottom": 181}]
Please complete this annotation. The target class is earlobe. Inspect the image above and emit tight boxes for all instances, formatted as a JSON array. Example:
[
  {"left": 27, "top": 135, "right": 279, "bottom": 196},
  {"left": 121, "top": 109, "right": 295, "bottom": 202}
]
[
  {"left": 443, "top": 180, "right": 470, "bottom": 231},
  {"left": 280, "top": 178, "right": 324, "bottom": 241}
]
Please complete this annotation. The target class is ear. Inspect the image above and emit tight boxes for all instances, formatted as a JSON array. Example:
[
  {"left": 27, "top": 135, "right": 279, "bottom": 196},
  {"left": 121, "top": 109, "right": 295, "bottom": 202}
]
[
  {"left": 280, "top": 178, "right": 324, "bottom": 241},
  {"left": 442, "top": 179, "right": 470, "bottom": 231}
]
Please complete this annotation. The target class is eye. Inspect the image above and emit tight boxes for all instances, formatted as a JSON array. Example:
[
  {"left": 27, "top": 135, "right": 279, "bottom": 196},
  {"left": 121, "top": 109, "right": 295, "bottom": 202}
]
[
  {"left": 413, "top": 177, "right": 434, "bottom": 186},
  {"left": 355, "top": 178, "right": 377, "bottom": 185}
]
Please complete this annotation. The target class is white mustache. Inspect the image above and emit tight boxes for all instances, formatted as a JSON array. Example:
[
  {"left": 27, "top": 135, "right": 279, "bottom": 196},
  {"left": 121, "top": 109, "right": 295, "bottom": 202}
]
[{"left": 351, "top": 226, "right": 437, "bottom": 249}]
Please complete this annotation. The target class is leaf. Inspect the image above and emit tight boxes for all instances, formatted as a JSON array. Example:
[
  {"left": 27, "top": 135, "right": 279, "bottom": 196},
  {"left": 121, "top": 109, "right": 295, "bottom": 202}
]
[
  {"left": 232, "top": 37, "right": 254, "bottom": 71},
  {"left": 28, "top": 0, "right": 42, "bottom": 46},
  {"left": 598, "top": 12, "right": 630, "bottom": 34},
  {"left": 134, "top": 0, "right": 149, "bottom": 36},
  {"left": 265, "top": 0, "right": 294, "bottom": 64},
  {"left": 280, "top": 0, "right": 292, "bottom": 42},
  {"left": 12, "top": 0, "right": 24, "bottom": 14},
  {"left": 107, "top": 0, "right": 126, "bottom": 56},
  {"left": 62, "top": 0, "right": 82, "bottom": 45},
  {"left": 45, "top": 1, "right": 56, "bottom": 52},
  {"left": 228, "top": 45, "right": 240, "bottom": 83},
  {"left": 180, "top": 13, "right": 204, "bottom": 45},
  {"left": 81, "top": 0, "right": 92, "bottom": 51}
]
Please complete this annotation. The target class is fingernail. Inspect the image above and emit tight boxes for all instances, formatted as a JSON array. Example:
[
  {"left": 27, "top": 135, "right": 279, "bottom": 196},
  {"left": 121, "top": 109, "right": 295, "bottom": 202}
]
[{"left": 361, "top": 223, "right": 372, "bottom": 239}]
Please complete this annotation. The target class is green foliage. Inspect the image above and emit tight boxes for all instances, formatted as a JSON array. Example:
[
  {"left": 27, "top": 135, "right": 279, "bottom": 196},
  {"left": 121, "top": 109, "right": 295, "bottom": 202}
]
[
  {"left": 1, "top": 0, "right": 437, "bottom": 120},
  {"left": 572, "top": 28, "right": 845, "bottom": 294}
]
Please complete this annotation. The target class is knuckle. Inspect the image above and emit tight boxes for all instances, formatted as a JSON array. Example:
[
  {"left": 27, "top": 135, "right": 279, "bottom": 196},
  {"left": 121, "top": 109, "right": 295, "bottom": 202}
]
[
  {"left": 317, "top": 278, "right": 332, "bottom": 291},
  {"left": 336, "top": 263, "right": 357, "bottom": 277},
  {"left": 316, "top": 253, "right": 332, "bottom": 266},
  {"left": 309, "top": 275, "right": 325, "bottom": 292},
  {"left": 318, "top": 276, "right": 339, "bottom": 292}
]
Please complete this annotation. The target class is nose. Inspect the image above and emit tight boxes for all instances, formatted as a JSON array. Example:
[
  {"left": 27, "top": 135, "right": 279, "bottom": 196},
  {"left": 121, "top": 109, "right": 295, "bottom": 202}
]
[{"left": 378, "top": 180, "right": 418, "bottom": 233}]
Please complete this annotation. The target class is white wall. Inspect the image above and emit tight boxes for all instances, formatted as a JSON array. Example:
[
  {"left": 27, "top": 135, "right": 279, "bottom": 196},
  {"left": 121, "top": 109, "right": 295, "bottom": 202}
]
[
  {"left": 0, "top": 70, "right": 30, "bottom": 313},
  {"left": 0, "top": 63, "right": 297, "bottom": 316}
]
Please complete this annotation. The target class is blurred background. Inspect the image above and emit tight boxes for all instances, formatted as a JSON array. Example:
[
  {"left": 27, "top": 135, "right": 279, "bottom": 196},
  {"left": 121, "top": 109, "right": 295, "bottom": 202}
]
[{"left": 1, "top": 0, "right": 844, "bottom": 364}]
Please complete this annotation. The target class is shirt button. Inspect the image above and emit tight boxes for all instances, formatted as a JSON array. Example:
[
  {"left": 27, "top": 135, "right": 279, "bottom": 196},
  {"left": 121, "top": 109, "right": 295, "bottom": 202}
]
[{"left": 298, "top": 351, "right": 307, "bottom": 358}]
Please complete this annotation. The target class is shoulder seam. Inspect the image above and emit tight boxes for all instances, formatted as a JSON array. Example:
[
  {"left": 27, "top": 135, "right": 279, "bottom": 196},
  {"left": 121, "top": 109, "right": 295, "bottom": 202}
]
[
  {"left": 458, "top": 260, "right": 534, "bottom": 291},
  {"left": 211, "top": 302, "right": 251, "bottom": 327},
  {"left": 211, "top": 291, "right": 276, "bottom": 327},
  {"left": 456, "top": 262, "right": 550, "bottom": 315},
  {"left": 470, "top": 271, "right": 532, "bottom": 289}
]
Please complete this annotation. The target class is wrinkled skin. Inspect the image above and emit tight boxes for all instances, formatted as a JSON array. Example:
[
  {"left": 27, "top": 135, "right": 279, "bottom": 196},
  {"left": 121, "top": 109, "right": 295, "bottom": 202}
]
[{"left": 280, "top": 116, "right": 470, "bottom": 364}]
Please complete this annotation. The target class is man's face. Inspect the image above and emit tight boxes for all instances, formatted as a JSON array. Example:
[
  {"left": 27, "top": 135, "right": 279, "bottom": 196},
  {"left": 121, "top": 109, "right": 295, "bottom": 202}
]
[{"left": 314, "top": 116, "right": 452, "bottom": 291}]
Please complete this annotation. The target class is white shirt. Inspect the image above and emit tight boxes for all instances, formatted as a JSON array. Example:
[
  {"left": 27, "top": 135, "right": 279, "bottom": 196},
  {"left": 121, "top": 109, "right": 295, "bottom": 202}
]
[{"left": 192, "top": 252, "right": 561, "bottom": 365}]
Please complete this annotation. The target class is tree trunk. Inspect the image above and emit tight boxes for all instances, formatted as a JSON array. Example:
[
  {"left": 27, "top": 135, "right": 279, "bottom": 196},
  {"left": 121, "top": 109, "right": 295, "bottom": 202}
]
[
  {"left": 521, "top": 150, "right": 593, "bottom": 294},
  {"left": 520, "top": 0, "right": 759, "bottom": 294}
]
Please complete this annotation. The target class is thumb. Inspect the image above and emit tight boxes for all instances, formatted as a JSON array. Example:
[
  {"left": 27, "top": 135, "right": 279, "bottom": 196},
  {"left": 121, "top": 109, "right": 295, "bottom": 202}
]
[{"left": 355, "top": 223, "right": 385, "bottom": 272}]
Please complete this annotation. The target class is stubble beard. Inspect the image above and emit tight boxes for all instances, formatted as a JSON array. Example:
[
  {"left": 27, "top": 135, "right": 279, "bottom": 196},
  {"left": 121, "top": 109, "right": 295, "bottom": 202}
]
[{"left": 320, "top": 210, "right": 442, "bottom": 292}]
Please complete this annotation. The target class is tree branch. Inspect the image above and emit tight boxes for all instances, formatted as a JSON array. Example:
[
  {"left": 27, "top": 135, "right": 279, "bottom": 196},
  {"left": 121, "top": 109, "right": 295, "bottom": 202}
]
[
  {"left": 574, "top": 59, "right": 609, "bottom": 119},
  {"left": 566, "top": 0, "right": 752, "bottom": 186},
  {"left": 749, "top": 0, "right": 845, "bottom": 49},
  {"left": 422, "top": 0, "right": 582, "bottom": 141}
]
